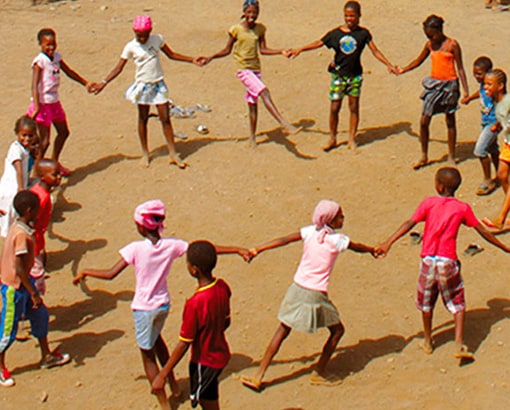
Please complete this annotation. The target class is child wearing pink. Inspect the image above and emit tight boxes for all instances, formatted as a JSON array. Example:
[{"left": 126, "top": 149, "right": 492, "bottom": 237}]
[{"left": 241, "top": 199, "right": 377, "bottom": 391}]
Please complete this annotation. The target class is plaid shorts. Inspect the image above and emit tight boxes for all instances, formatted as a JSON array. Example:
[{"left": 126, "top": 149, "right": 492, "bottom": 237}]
[
  {"left": 416, "top": 256, "right": 465, "bottom": 314},
  {"left": 329, "top": 74, "right": 362, "bottom": 100}
]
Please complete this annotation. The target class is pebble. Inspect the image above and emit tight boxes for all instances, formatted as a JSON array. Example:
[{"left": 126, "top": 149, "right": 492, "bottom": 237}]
[
  {"left": 41, "top": 391, "right": 48, "bottom": 403},
  {"left": 100, "top": 5, "right": 108, "bottom": 11}
]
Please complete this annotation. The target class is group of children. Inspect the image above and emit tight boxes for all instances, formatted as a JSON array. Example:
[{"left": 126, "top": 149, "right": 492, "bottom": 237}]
[{"left": 1, "top": 0, "right": 510, "bottom": 408}]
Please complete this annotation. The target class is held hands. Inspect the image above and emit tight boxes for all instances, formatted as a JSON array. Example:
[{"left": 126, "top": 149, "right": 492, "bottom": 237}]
[
  {"left": 72, "top": 272, "right": 86, "bottom": 285},
  {"left": 193, "top": 56, "right": 210, "bottom": 67},
  {"left": 387, "top": 65, "right": 400, "bottom": 75},
  {"left": 31, "top": 293, "right": 43, "bottom": 309},
  {"left": 151, "top": 372, "right": 166, "bottom": 394},
  {"left": 286, "top": 49, "right": 301, "bottom": 59},
  {"left": 238, "top": 248, "right": 254, "bottom": 263},
  {"left": 87, "top": 82, "right": 107, "bottom": 95}
]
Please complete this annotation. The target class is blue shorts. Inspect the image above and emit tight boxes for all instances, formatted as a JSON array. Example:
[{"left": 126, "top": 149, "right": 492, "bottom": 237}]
[
  {"left": 132, "top": 304, "right": 169, "bottom": 350},
  {"left": 0, "top": 280, "right": 49, "bottom": 353},
  {"left": 474, "top": 124, "right": 500, "bottom": 158}
]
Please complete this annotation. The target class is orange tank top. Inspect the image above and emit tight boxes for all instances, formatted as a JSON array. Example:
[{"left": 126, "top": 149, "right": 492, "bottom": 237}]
[{"left": 430, "top": 39, "right": 457, "bottom": 81}]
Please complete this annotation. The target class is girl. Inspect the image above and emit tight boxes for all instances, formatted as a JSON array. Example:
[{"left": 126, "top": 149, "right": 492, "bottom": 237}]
[
  {"left": 241, "top": 200, "right": 377, "bottom": 391},
  {"left": 91, "top": 15, "right": 198, "bottom": 168},
  {"left": 397, "top": 15, "right": 469, "bottom": 170},
  {"left": 0, "top": 116, "right": 37, "bottom": 237},
  {"left": 482, "top": 69, "right": 510, "bottom": 229},
  {"left": 289, "top": 1, "right": 397, "bottom": 151},
  {"left": 73, "top": 199, "right": 250, "bottom": 409},
  {"left": 199, "top": 0, "right": 301, "bottom": 148},
  {"left": 27, "top": 28, "right": 91, "bottom": 177}
]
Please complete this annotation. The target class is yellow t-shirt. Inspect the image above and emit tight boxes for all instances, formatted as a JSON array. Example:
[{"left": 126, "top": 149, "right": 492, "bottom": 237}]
[{"left": 229, "top": 22, "right": 266, "bottom": 71}]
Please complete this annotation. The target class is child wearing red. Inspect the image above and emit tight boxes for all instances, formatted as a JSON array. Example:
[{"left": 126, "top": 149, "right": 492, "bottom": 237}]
[{"left": 152, "top": 241, "right": 231, "bottom": 409}]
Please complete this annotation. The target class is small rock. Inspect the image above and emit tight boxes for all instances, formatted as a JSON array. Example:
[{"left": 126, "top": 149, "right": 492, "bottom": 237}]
[
  {"left": 100, "top": 5, "right": 108, "bottom": 11},
  {"left": 75, "top": 381, "right": 82, "bottom": 387},
  {"left": 439, "top": 368, "right": 447, "bottom": 374},
  {"left": 41, "top": 391, "right": 48, "bottom": 403}
]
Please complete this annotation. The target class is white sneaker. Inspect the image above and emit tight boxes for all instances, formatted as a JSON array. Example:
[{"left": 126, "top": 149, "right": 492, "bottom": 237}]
[{"left": 0, "top": 368, "right": 15, "bottom": 387}]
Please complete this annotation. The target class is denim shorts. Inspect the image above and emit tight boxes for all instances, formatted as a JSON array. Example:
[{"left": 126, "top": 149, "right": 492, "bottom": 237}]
[
  {"left": 132, "top": 303, "right": 169, "bottom": 350},
  {"left": 474, "top": 124, "right": 500, "bottom": 158}
]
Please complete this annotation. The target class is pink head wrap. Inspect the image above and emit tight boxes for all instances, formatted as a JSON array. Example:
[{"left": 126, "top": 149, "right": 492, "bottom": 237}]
[
  {"left": 312, "top": 199, "right": 340, "bottom": 244},
  {"left": 133, "top": 15, "right": 152, "bottom": 32},
  {"left": 134, "top": 199, "right": 165, "bottom": 232}
]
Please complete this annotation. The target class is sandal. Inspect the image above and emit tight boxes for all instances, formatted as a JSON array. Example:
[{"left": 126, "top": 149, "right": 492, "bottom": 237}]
[
  {"left": 410, "top": 231, "right": 422, "bottom": 245},
  {"left": 454, "top": 345, "right": 475, "bottom": 360},
  {"left": 464, "top": 243, "right": 484, "bottom": 256},
  {"left": 309, "top": 370, "right": 342, "bottom": 386},
  {"left": 475, "top": 181, "right": 497, "bottom": 196},
  {"left": 241, "top": 376, "right": 262, "bottom": 392},
  {"left": 40, "top": 351, "right": 71, "bottom": 369}
]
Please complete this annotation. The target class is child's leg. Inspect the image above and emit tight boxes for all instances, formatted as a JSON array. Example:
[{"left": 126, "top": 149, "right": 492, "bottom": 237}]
[
  {"left": 137, "top": 104, "right": 151, "bottom": 167},
  {"left": 414, "top": 114, "right": 432, "bottom": 169},
  {"left": 325, "top": 100, "right": 342, "bottom": 152},
  {"left": 52, "top": 120, "right": 70, "bottom": 163},
  {"left": 497, "top": 160, "right": 510, "bottom": 194},
  {"left": 491, "top": 149, "right": 500, "bottom": 177},
  {"left": 38, "top": 124, "right": 51, "bottom": 157},
  {"left": 445, "top": 112, "right": 457, "bottom": 165},
  {"left": 347, "top": 95, "right": 360, "bottom": 150},
  {"left": 420, "top": 311, "right": 434, "bottom": 353},
  {"left": 154, "top": 335, "right": 180, "bottom": 396},
  {"left": 155, "top": 102, "right": 187, "bottom": 169},
  {"left": 315, "top": 322, "right": 344, "bottom": 376},
  {"left": 140, "top": 347, "right": 170, "bottom": 410},
  {"left": 259, "top": 89, "right": 301, "bottom": 135},
  {"left": 242, "top": 323, "right": 291, "bottom": 390},
  {"left": 248, "top": 102, "right": 258, "bottom": 148}
]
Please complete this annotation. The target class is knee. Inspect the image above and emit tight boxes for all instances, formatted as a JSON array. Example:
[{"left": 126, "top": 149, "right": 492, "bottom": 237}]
[{"left": 330, "top": 323, "right": 345, "bottom": 340}]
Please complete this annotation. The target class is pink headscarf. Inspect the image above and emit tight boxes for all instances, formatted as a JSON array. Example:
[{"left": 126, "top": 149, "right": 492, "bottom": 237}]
[
  {"left": 134, "top": 199, "right": 165, "bottom": 232},
  {"left": 312, "top": 199, "right": 340, "bottom": 244},
  {"left": 133, "top": 15, "right": 152, "bottom": 32}
]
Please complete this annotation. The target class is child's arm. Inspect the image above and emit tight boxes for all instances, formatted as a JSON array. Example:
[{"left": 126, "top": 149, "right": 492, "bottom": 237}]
[
  {"left": 474, "top": 223, "right": 510, "bottom": 252},
  {"left": 214, "top": 244, "right": 253, "bottom": 262},
  {"left": 367, "top": 40, "right": 398, "bottom": 74},
  {"left": 398, "top": 43, "right": 430, "bottom": 75},
  {"left": 377, "top": 219, "right": 416, "bottom": 256},
  {"left": 161, "top": 44, "right": 198, "bottom": 65},
  {"left": 17, "top": 253, "right": 42, "bottom": 309},
  {"left": 198, "top": 34, "right": 236, "bottom": 65},
  {"left": 72, "top": 258, "right": 128, "bottom": 285},
  {"left": 258, "top": 33, "right": 286, "bottom": 56},
  {"left": 60, "top": 59, "right": 91, "bottom": 89},
  {"left": 89, "top": 58, "right": 128, "bottom": 94},
  {"left": 451, "top": 40, "right": 469, "bottom": 99},
  {"left": 13, "top": 159, "right": 23, "bottom": 193},
  {"left": 348, "top": 240, "right": 378, "bottom": 257},
  {"left": 250, "top": 232, "right": 302, "bottom": 257},
  {"left": 30, "top": 64, "right": 43, "bottom": 117},
  {"left": 461, "top": 89, "right": 480, "bottom": 105},
  {"left": 151, "top": 340, "right": 190, "bottom": 393},
  {"left": 289, "top": 40, "right": 324, "bottom": 58}
]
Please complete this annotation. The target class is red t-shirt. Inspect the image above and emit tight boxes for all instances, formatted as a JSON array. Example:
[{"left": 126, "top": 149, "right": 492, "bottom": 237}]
[
  {"left": 29, "top": 183, "right": 52, "bottom": 255},
  {"left": 179, "top": 278, "right": 231, "bottom": 369},
  {"left": 412, "top": 196, "right": 479, "bottom": 260}
]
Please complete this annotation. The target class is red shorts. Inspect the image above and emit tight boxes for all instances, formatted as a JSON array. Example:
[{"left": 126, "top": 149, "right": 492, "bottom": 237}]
[
  {"left": 26, "top": 101, "right": 67, "bottom": 128},
  {"left": 416, "top": 256, "right": 465, "bottom": 314}
]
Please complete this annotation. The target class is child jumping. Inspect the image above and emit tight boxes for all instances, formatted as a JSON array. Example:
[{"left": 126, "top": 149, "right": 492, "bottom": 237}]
[
  {"left": 27, "top": 28, "right": 91, "bottom": 176},
  {"left": 1, "top": 191, "right": 70, "bottom": 387},
  {"left": 0, "top": 116, "right": 37, "bottom": 238},
  {"left": 397, "top": 15, "right": 469, "bottom": 169},
  {"left": 73, "top": 200, "right": 250, "bottom": 409},
  {"left": 198, "top": 0, "right": 301, "bottom": 147},
  {"left": 377, "top": 167, "right": 510, "bottom": 359},
  {"left": 241, "top": 199, "right": 377, "bottom": 391},
  {"left": 90, "top": 15, "right": 199, "bottom": 168},
  {"left": 152, "top": 241, "right": 232, "bottom": 409},
  {"left": 289, "top": 1, "right": 397, "bottom": 151},
  {"left": 461, "top": 57, "right": 500, "bottom": 195}
]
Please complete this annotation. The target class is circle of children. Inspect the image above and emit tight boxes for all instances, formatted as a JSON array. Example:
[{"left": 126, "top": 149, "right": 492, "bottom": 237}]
[{"left": 1, "top": 0, "right": 510, "bottom": 408}]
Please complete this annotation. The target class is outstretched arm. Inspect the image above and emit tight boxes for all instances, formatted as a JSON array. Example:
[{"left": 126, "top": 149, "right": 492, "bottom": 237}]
[
  {"left": 214, "top": 244, "right": 253, "bottom": 262},
  {"left": 452, "top": 40, "right": 469, "bottom": 98},
  {"left": 198, "top": 34, "right": 236, "bottom": 65},
  {"left": 474, "top": 223, "right": 510, "bottom": 252},
  {"left": 348, "top": 240, "right": 378, "bottom": 257},
  {"left": 289, "top": 39, "right": 324, "bottom": 58},
  {"left": 89, "top": 58, "right": 128, "bottom": 94},
  {"left": 367, "top": 40, "right": 398, "bottom": 74},
  {"left": 377, "top": 219, "right": 416, "bottom": 256},
  {"left": 161, "top": 43, "right": 196, "bottom": 64},
  {"left": 461, "top": 89, "right": 480, "bottom": 105},
  {"left": 60, "top": 59, "right": 90, "bottom": 88},
  {"left": 259, "top": 33, "right": 286, "bottom": 56},
  {"left": 251, "top": 232, "right": 302, "bottom": 256},
  {"left": 73, "top": 258, "right": 128, "bottom": 285},
  {"left": 398, "top": 42, "right": 430, "bottom": 75},
  {"left": 151, "top": 340, "right": 190, "bottom": 393}
]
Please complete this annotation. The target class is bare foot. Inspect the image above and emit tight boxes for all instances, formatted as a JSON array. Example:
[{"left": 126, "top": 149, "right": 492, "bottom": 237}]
[
  {"left": 241, "top": 376, "right": 262, "bottom": 392},
  {"left": 482, "top": 216, "right": 504, "bottom": 230},
  {"left": 169, "top": 158, "right": 188, "bottom": 169},
  {"left": 447, "top": 156, "right": 459, "bottom": 166},
  {"left": 412, "top": 157, "right": 429, "bottom": 170},
  {"left": 309, "top": 370, "right": 342, "bottom": 386},
  {"left": 347, "top": 139, "right": 357, "bottom": 150},
  {"left": 249, "top": 136, "right": 257, "bottom": 149},
  {"left": 140, "top": 156, "right": 150, "bottom": 168},
  {"left": 454, "top": 344, "right": 474, "bottom": 360},
  {"left": 282, "top": 125, "right": 303, "bottom": 136},
  {"left": 419, "top": 339, "right": 434, "bottom": 355},
  {"left": 322, "top": 138, "right": 337, "bottom": 152}
]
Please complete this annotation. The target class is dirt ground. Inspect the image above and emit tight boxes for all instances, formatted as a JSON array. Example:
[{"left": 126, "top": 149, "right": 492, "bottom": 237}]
[{"left": 0, "top": 0, "right": 509, "bottom": 408}]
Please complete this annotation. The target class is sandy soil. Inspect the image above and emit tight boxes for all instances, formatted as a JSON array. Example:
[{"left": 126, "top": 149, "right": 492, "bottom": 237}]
[{"left": 1, "top": 0, "right": 510, "bottom": 408}]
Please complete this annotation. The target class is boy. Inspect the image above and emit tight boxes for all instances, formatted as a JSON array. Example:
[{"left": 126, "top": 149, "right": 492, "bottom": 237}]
[
  {"left": 461, "top": 56, "right": 500, "bottom": 195},
  {"left": 151, "top": 241, "right": 231, "bottom": 409},
  {"left": 377, "top": 167, "right": 510, "bottom": 360},
  {"left": 0, "top": 191, "right": 69, "bottom": 387}
]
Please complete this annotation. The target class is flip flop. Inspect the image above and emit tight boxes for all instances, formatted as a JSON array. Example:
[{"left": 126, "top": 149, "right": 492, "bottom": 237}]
[
  {"left": 194, "top": 103, "right": 212, "bottom": 113},
  {"left": 475, "top": 181, "right": 497, "bottom": 196},
  {"left": 410, "top": 231, "right": 422, "bottom": 245},
  {"left": 309, "top": 371, "right": 342, "bottom": 387},
  {"left": 464, "top": 243, "right": 484, "bottom": 256},
  {"left": 241, "top": 376, "right": 262, "bottom": 392},
  {"left": 454, "top": 345, "right": 474, "bottom": 360},
  {"left": 418, "top": 341, "right": 434, "bottom": 355}
]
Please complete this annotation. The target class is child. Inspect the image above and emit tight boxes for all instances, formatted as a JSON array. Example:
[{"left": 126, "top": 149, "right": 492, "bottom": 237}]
[
  {"left": 198, "top": 0, "right": 301, "bottom": 148},
  {"left": 89, "top": 15, "right": 198, "bottom": 168},
  {"left": 397, "top": 15, "right": 469, "bottom": 169},
  {"left": 0, "top": 191, "right": 70, "bottom": 387},
  {"left": 73, "top": 200, "right": 249, "bottom": 409},
  {"left": 461, "top": 57, "right": 500, "bottom": 195},
  {"left": 26, "top": 28, "right": 91, "bottom": 176},
  {"left": 288, "top": 1, "right": 397, "bottom": 151},
  {"left": 481, "top": 69, "right": 510, "bottom": 229},
  {"left": 0, "top": 116, "right": 37, "bottom": 238},
  {"left": 377, "top": 167, "right": 510, "bottom": 359},
  {"left": 241, "top": 199, "right": 377, "bottom": 391},
  {"left": 151, "top": 241, "right": 232, "bottom": 409},
  {"left": 29, "top": 159, "right": 61, "bottom": 294}
]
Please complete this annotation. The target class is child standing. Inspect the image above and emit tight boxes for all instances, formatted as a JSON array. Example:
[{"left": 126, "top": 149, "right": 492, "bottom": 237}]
[
  {"left": 481, "top": 69, "right": 510, "bottom": 229},
  {"left": 152, "top": 241, "right": 232, "bottom": 410},
  {"left": 27, "top": 28, "right": 91, "bottom": 176},
  {"left": 199, "top": 0, "right": 301, "bottom": 148},
  {"left": 73, "top": 200, "right": 249, "bottom": 409},
  {"left": 0, "top": 191, "right": 70, "bottom": 387},
  {"left": 241, "top": 200, "right": 377, "bottom": 391},
  {"left": 377, "top": 167, "right": 510, "bottom": 359},
  {"left": 90, "top": 15, "right": 198, "bottom": 168},
  {"left": 397, "top": 15, "right": 469, "bottom": 169},
  {"left": 0, "top": 116, "right": 37, "bottom": 238},
  {"left": 461, "top": 57, "right": 500, "bottom": 196},
  {"left": 289, "top": 1, "right": 397, "bottom": 151}
]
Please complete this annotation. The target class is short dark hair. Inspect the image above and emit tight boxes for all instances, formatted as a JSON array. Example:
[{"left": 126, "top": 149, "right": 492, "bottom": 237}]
[
  {"left": 436, "top": 167, "right": 461, "bottom": 194},
  {"left": 423, "top": 15, "right": 444, "bottom": 32},
  {"left": 14, "top": 115, "right": 36, "bottom": 134},
  {"left": 13, "top": 190, "right": 39, "bottom": 216},
  {"left": 344, "top": 1, "right": 361, "bottom": 15},
  {"left": 473, "top": 56, "right": 493, "bottom": 72},
  {"left": 37, "top": 28, "right": 56, "bottom": 43},
  {"left": 187, "top": 240, "right": 217, "bottom": 274}
]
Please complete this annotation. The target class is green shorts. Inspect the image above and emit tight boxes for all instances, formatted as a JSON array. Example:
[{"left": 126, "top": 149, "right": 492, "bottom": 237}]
[{"left": 329, "top": 74, "right": 363, "bottom": 100}]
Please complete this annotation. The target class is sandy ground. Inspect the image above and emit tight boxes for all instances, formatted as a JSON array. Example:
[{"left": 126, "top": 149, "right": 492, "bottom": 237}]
[{"left": 1, "top": 0, "right": 510, "bottom": 408}]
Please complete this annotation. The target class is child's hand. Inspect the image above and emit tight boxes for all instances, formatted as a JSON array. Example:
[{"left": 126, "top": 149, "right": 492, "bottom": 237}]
[
  {"left": 151, "top": 372, "right": 166, "bottom": 394},
  {"left": 373, "top": 247, "right": 386, "bottom": 258},
  {"left": 248, "top": 248, "right": 258, "bottom": 260},
  {"left": 194, "top": 56, "right": 210, "bottom": 66},
  {"left": 281, "top": 49, "right": 293, "bottom": 58},
  {"left": 387, "top": 65, "right": 399, "bottom": 75},
  {"left": 31, "top": 293, "right": 43, "bottom": 309},
  {"left": 394, "top": 66, "right": 404, "bottom": 76},
  {"left": 375, "top": 243, "right": 390, "bottom": 258},
  {"left": 73, "top": 272, "right": 86, "bottom": 285},
  {"left": 460, "top": 95, "right": 471, "bottom": 105},
  {"left": 88, "top": 82, "right": 106, "bottom": 95},
  {"left": 287, "top": 49, "right": 300, "bottom": 59},
  {"left": 238, "top": 248, "right": 253, "bottom": 263}
]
